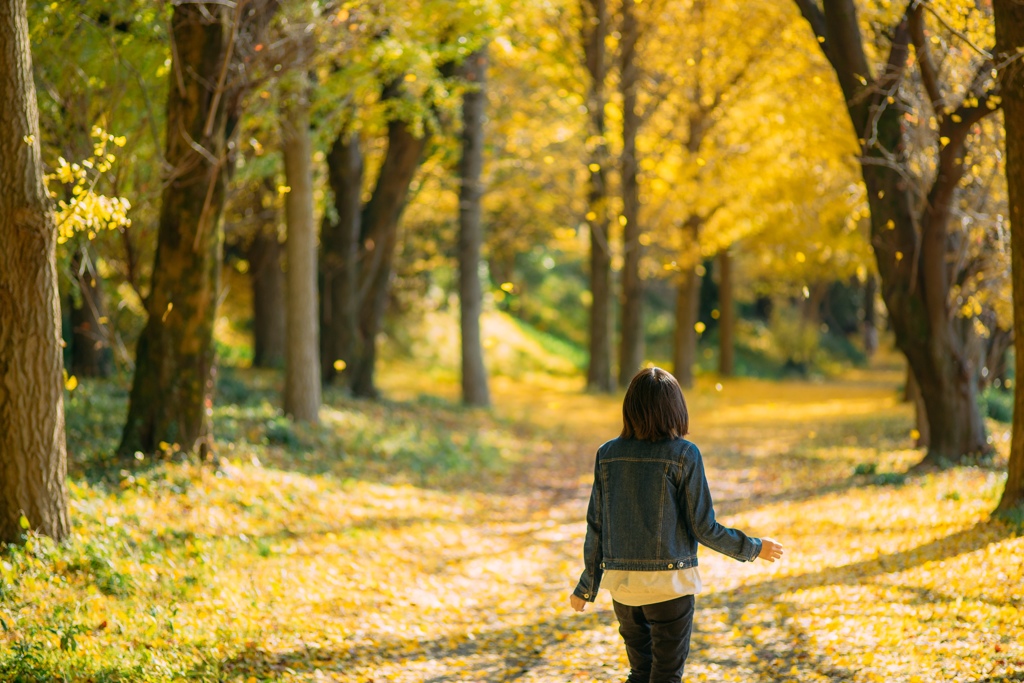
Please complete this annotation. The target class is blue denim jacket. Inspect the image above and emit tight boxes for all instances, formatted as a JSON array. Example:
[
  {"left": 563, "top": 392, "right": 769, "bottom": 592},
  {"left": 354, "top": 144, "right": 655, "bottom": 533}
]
[{"left": 573, "top": 437, "right": 761, "bottom": 602}]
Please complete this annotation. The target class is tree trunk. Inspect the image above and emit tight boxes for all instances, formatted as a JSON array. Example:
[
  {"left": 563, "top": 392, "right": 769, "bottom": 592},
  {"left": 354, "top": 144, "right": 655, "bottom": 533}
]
[
  {"left": 0, "top": 0, "right": 70, "bottom": 542},
  {"left": 320, "top": 132, "right": 363, "bottom": 386},
  {"left": 69, "top": 243, "right": 113, "bottom": 378},
  {"left": 863, "top": 273, "right": 879, "bottom": 358},
  {"left": 281, "top": 72, "right": 321, "bottom": 423},
  {"left": 672, "top": 266, "right": 703, "bottom": 389},
  {"left": 793, "top": 1, "right": 989, "bottom": 466},
  {"left": 717, "top": 250, "right": 735, "bottom": 377},
  {"left": 617, "top": 0, "right": 644, "bottom": 387},
  {"left": 458, "top": 48, "right": 491, "bottom": 407},
  {"left": 581, "top": 0, "right": 614, "bottom": 393},
  {"left": 672, "top": 216, "right": 703, "bottom": 388},
  {"left": 994, "top": 0, "right": 1024, "bottom": 513},
  {"left": 247, "top": 223, "right": 285, "bottom": 369},
  {"left": 350, "top": 111, "right": 428, "bottom": 398},
  {"left": 906, "top": 368, "right": 930, "bottom": 448},
  {"left": 120, "top": 2, "right": 267, "bottom": 457}
]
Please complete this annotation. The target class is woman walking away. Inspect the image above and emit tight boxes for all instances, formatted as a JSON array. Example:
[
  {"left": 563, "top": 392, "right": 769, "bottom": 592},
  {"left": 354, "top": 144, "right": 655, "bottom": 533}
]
[{"left": 570, "top": 367, "right": 784, "bottom": 683}]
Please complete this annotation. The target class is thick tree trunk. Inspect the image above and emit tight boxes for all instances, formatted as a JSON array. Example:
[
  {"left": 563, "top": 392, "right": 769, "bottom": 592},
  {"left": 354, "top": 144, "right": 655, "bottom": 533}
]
[
  {"left": 69, "top": 244, "right": 113, "bottom": 378},
  {"left": 247, "top": 224, "right": 285, "bottom": 369},
  {"left": 672, "top": 266, "right": 703, "bottom": 389},
  {"left": 794, "top": 1, "right": 989, "bottom": 466},
  {"left": 350, "top": 114, "right": 428, "bottom": 398},
  {"left": 320, "top": 132, "right": 363, "bottom": 386},
  {"left": 994, "top": 0, "right": 1024, "bottom": 513},
  {"left": 458, "top": 48, "right": 491, "bottom": 407},
  {"left": 581, "top": 0, "right": 614, "bottom": 393},
  {"left": 864, "top": 151, "right": 988, "bottom": 466},
  {"left": 0, "top": 0, "right": 70, "bottom": 542},
  {"left": 281, "top": 73, "right": 321, "bottom": 423},
  {"left": 617, "top": 0, "right": 644, "bottom": 387},
  {"left": 717, "top": 250, "right": 734, "bottom": 377},
  {"left": 119, "top": 2, "right": 261, "bottom": 457}
]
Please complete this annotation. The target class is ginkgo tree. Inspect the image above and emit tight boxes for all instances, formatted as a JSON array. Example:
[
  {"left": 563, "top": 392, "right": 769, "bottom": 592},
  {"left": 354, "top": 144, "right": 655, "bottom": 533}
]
[
  {"left": 792, "top": 0, "right": 1005, "bottom": 467},
  {"left": 628, "top": 0, "right": 864, "bottom": 386}
]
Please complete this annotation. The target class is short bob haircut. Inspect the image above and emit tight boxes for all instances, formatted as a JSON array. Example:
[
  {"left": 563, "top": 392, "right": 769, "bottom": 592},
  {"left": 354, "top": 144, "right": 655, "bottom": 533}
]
[{"left": 620, "top": 367, "right": 689, "bottom": 441}]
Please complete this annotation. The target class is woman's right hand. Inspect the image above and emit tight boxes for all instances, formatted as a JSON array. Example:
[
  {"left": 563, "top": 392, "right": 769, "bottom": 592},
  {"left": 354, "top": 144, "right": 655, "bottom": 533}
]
[{"left": 758, "top": 537, "right": 784, "bottom": 562}]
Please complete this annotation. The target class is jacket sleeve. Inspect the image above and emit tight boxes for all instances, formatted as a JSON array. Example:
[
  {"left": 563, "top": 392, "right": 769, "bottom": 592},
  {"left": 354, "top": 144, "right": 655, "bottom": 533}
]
[
  {"left": 573, "top": 454, "right": 604, "bottom": 602},
  {"left": 680, "top": 443, "right": 762, "bottom": 562}
]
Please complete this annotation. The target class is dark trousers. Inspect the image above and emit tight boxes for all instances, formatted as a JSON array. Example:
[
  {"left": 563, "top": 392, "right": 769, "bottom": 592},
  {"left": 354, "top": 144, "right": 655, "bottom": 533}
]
[{"left": 612, "top": 595, "right": 695, "bottom": 683}]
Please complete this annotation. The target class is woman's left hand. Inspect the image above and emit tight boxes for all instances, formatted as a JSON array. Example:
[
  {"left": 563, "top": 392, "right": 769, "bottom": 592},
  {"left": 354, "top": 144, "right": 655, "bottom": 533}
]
[{"left": 570, "top": 593, "right": 587, "bottom": 612}]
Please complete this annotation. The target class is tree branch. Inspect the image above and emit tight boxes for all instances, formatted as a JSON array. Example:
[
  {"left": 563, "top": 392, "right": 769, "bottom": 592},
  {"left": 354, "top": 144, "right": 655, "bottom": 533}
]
[{"left": 909, "top": 2, "right": 944, "bottom": 114}]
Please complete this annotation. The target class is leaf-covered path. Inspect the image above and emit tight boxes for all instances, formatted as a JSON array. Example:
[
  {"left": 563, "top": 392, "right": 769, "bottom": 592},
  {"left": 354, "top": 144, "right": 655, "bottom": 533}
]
[
  {"left": 222, "top": 364, "right": 1023, "bottom": 682},
  {"left": 3, "top": 361, "right": 1022, "bottom": 682}
]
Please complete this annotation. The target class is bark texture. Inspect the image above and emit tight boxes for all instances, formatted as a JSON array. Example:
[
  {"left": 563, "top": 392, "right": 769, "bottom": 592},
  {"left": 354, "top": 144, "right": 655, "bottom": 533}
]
[
  {"left": 0, "top": 0, "right": 70, "bottom": 542},
  {"left": 994, "top": 0, "right": 1024, "bottom": 513},
  {"left": 120, "top": 2, "right": 272, "bottom": 457},
  {"left": 794, "top": 0, "right": 991, "bottom": 466},
  {"left": 617, "top": 0, "right": 644, "bottom": 387},
  {"left": 457, "top": 48, "right": 491, "bottom": 407},
  {"left": 581, "top": 0, "right": 614, "bottom": 393}
]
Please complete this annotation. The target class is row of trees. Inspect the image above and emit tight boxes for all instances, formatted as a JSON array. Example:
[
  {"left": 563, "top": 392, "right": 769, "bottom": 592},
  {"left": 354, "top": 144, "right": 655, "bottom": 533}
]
[{"left": 1, "top": 0, "right": 1023, "bottom": 543}]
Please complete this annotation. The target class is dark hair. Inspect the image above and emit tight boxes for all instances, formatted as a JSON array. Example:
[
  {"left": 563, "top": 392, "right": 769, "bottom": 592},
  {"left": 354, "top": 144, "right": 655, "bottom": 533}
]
[{"left": 620, "top": 367, "right": 689, "bottom": 441}]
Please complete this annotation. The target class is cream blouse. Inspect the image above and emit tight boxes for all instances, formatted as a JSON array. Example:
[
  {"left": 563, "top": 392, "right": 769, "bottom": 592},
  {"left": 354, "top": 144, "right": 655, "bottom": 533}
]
[{"left": 603, "top": 567, "right": 702, "bottom": 606}]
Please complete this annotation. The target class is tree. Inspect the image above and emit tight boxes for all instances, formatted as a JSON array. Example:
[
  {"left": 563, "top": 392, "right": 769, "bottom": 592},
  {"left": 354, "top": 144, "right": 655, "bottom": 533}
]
[
  {"left": 580, "top": 0, "right": 614, "bottom": 393},
  {"left": 618, "top": 0, "right": 645, "bottom": 387},
  {"left": 320, "top": 132, "right": 362, "bottom": 386},
  {"left": 717, "top": 250, "right": 735, "bottom": 376},
  {"left": 458, "top": 47, "right": 492, "bottom": 407},
  {"left": 349, "top": 96, "right": 431, "bottom": 398},
  {"left": 994, "top": 0, "right": 1024, "bottom": 514},
  {"left": 243, "top": 179, "right": 286, "bottom": 369},
  {"left": 0, "top": 0, "right": 70, "bottom": 542},
  {"left": 640, "top": 0, "right": 801, "bottom": 387},
  {"left": 793, "top": 0, "right": 999, "bottom": 466},
  {"left": 280, "top": 67, "right": 321, "bottom": 423},
  {"left": 119, "top": 1, "right": 274, "bottom": 457}
]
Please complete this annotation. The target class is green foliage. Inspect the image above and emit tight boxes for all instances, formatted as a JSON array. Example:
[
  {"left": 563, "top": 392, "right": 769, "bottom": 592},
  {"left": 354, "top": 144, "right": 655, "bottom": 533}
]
[
  {"left": 854, "top": 462, "right": 877, "bottom": 476},
  {"left": 981, "top": 387, "right": 1014, "bottom": 424},
  {"left": 873, "top": 472, "right": 908, "bottom": 487}
]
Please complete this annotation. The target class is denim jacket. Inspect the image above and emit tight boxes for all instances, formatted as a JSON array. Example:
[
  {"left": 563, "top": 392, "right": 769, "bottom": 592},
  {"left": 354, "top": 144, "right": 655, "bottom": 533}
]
[{"left": 573, "top": 437, "right": 761, "bottom": 602}]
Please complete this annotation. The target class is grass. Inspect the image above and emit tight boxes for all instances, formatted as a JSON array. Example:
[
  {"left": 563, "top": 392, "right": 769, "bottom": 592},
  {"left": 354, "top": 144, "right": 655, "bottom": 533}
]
[{"left": 2, "top": 332, "right": 1022, "bottom": 682}]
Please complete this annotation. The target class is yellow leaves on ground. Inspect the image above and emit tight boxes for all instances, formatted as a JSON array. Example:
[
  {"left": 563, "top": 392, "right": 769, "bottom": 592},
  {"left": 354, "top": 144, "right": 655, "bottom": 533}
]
[{"left": 2, "top": 358, "right": 1022, "bottom": 681}]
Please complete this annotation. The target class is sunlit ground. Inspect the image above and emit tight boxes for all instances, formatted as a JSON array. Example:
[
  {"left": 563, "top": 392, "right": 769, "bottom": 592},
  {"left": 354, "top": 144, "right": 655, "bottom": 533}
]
[{"left": 1, "top": 323, "right": 1021, "bottom": 682}]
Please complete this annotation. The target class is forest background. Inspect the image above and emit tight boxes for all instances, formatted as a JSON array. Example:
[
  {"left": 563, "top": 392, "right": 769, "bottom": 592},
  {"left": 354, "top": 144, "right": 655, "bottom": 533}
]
[{"left": 2, "top": 0, "right": 1024, "bottom": 680}]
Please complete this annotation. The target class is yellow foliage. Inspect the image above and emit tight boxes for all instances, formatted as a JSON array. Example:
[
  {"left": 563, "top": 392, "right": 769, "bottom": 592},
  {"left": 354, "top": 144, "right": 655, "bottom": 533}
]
[{"left": 45, "top": 127, "right": 131, "bottom": 245}]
